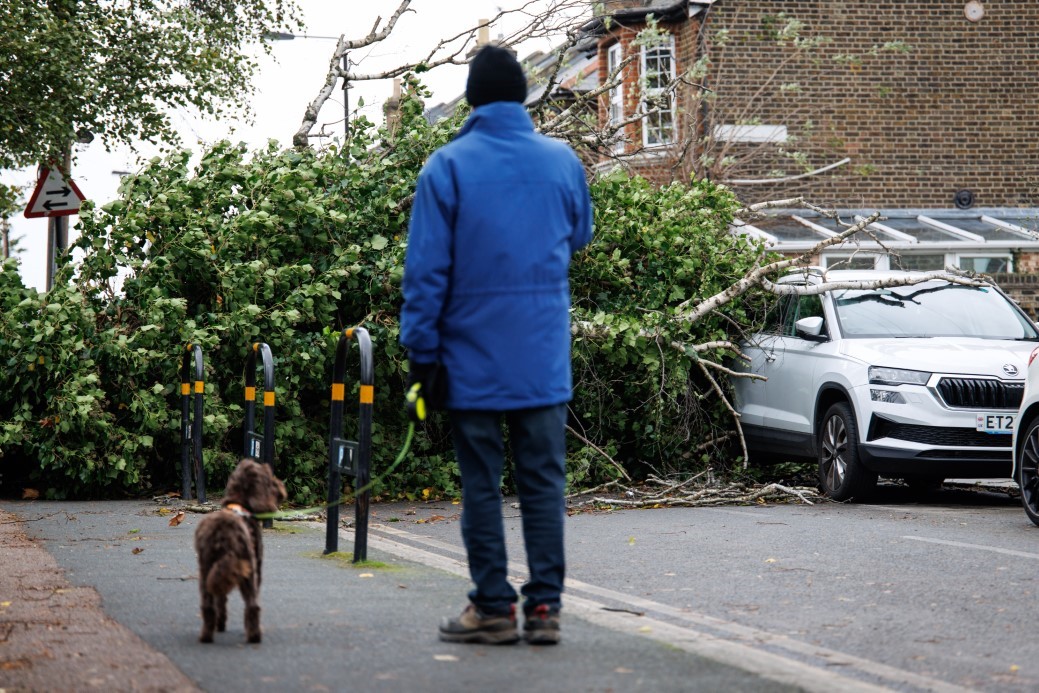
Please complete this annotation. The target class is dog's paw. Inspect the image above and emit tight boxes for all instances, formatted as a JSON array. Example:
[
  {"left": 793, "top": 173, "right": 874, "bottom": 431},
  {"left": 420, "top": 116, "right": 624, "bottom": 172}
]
[
  {"left": 199, "top": 633, "right": 214, "bottom": 644},
  {"left": 247, "top": 632, "right": 262, "bottom": 644}
]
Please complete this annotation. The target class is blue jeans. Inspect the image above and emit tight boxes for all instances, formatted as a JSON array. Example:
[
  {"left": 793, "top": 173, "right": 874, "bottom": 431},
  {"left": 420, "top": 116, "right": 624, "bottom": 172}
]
[{"left": 449, "top": 404, "right": 567, "bottom": 616}]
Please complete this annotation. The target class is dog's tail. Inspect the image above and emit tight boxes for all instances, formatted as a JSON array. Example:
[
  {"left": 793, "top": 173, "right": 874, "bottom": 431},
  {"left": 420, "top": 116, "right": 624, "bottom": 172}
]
[{"left": 205, "top": 554, "right": 252, "bottom": 596}]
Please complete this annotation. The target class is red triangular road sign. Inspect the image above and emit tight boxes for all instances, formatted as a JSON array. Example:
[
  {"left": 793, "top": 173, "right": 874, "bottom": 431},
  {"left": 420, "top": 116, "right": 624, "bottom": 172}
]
[{"left": 24, "top": 166, "right": 86, "bottom": 218}]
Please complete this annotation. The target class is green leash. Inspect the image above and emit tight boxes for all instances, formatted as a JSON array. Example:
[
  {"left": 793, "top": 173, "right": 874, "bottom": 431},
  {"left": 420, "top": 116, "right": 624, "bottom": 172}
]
[{"left": 252, "top": 421, "right": 416, "bottom": 520}]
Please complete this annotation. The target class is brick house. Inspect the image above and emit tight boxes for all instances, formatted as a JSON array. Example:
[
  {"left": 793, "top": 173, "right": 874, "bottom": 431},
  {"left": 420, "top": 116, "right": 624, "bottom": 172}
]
[{"left": 587, "top": 0, "right": 1039, "bottom": 311}]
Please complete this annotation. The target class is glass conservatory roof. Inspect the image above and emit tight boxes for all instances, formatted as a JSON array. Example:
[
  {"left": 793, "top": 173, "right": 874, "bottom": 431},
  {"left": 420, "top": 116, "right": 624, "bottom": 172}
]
[{"left": 738, "top": 209, "right": 1039, "bottom": 252}]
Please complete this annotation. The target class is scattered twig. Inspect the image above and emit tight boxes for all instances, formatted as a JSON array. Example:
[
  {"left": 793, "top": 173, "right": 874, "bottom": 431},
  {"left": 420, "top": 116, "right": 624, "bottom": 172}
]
[{"left": 567, "top": 424, "right": 631, "bottom": 481}]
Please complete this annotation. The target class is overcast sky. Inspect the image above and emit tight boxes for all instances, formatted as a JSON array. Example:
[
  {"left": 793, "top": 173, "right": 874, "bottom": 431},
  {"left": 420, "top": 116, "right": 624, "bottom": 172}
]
[{"left": 4, "top": 0, "right": 569, "bottom": 290}]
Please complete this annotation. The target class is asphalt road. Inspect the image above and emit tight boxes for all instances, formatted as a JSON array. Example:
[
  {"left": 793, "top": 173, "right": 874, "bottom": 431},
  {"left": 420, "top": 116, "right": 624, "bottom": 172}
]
[{"left": 4, "top": 482, "right": 1037, "bottom": 692}]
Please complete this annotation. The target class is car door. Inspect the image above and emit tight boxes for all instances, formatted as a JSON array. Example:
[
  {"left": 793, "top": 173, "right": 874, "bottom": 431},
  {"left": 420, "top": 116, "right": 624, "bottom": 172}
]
[
  {"left": 732, "top": 293, "right": 795, "bottom": 427},
  {"left": 760, "top": 289, "right": 827, "bottom": 436}
]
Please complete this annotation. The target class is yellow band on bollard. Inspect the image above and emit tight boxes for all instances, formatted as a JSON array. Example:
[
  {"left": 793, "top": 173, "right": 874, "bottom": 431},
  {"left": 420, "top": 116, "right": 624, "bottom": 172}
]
[
  {"left": 331, "top": 383, "right": 345, "bottom": 401},
  {"left": 245, "top": 386, "right": 256, "bottom": 401},
  {"left": 264, "top": 391, "right": 275, "bottom": 407},
  {"left": 360, "top": 384, "right": 374, "bottom": 404},
  {"left": 181, "top": 383, "right": 190, "bottom": 396},
  {"left": 194, "top": 380, "right": 204, "bottom": 394}
]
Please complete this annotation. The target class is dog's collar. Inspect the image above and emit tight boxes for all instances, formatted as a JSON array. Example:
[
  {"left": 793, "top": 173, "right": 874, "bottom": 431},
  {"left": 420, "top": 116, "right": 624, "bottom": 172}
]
[{"left": 223, "top": 503, "right": 252, "bottom": 518}]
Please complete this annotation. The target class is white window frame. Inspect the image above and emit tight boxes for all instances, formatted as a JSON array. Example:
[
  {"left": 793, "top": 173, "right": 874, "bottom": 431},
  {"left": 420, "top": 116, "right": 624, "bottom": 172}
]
[
  {"left": 640, "top": 34, "right": 676, "bottom": 147},
  {"left": 822, "top": 252, "right": 1013, "bottom": 273},
  {"left": 821, "top": 253, "right": 882, "bottom": 271},
  {"left": 958, "top": 255, "right": 1013, "bottom": 273},
  {"left": 607, "top": 42, "right": 625, "bottom": 152}
]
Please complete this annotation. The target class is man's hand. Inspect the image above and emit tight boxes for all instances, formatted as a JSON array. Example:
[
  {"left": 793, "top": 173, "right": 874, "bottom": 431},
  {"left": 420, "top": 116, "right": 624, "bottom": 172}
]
[{"left": 405, "top": 361, "right": 448, "bottom": 421}]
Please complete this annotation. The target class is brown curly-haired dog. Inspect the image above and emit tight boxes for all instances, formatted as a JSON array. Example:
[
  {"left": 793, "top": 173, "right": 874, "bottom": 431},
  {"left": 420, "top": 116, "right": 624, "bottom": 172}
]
[{"left": 194, "top": 458, "right": 287, "bottom": 644}]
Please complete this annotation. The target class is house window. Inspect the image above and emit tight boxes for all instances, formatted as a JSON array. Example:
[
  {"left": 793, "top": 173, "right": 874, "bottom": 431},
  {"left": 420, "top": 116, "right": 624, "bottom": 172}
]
[
  {"left": 823, "top": 254, "right": 879, "bottom": 270},
  {"left": 607, "top": 42, "right": 625, "bottom": 152},
  {"left": 607, "top": 43, "right": 624, "bottom": 126},
  {"left": 959, "top": 256, "right": 1011, "bottom": 274},
  {"left": 891, "top": 254, "right": 945, "bottom": 271},
  {"left": 640, "top": 35, "right": 675, "bottom": 147}
]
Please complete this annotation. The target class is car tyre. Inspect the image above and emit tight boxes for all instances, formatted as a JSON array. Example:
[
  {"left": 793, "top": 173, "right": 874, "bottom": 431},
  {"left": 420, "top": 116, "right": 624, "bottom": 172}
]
[
  {"left": 818, "top": 402, "right": 877, "bottom": 502},
  {"left": 1017, "top": 417, "right": 1039, "bottom": 527}
]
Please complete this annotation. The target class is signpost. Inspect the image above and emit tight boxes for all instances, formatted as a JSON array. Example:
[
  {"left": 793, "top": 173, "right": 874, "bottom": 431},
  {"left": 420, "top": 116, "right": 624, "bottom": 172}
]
[
  {"left": 24, "top": 166, "right": 85, "bottom": 218},
  {"left": 24, "top": 164, "right": 86, "bottom": 291}
]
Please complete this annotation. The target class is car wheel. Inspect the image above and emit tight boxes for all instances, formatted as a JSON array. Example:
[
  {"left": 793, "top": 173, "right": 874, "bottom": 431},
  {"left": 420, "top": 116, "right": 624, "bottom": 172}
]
[
  {"left": 1017, "top": 417, "right": 1039, "bottom": 527},
  {"left": 818, "top": 402, "right": 877, "bottom": 502}
]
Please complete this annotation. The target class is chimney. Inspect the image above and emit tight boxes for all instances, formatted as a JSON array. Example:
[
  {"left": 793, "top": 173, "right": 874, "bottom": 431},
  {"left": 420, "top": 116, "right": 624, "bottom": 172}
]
[{"left": 467, "top": 19, "right": 491, "bottom": 59}]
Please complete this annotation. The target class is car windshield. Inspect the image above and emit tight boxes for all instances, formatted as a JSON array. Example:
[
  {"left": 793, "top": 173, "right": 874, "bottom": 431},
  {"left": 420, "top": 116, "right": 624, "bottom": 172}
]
[{"left": 832, "top": 281, "right": 1039, "bottom": 339}]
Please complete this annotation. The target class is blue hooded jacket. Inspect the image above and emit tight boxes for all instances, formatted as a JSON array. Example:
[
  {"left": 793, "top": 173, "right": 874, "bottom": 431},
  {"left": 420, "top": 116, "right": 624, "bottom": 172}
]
[{"left": 399, "top": 101, "right": 593, "bottom": 410}]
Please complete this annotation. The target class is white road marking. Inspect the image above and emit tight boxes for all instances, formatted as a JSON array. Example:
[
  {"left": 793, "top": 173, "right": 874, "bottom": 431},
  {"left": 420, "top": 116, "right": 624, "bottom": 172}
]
[
  {"left": 901, "top": 535, "right": 1039, "bottom": 560},
  {"left": 343, "top": 523, "right": 973, "bottom": 693}
]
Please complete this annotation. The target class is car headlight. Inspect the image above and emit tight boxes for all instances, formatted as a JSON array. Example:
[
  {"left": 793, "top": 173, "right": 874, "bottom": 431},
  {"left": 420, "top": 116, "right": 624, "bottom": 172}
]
[{"left": 868, "top": 366, "right": 931, "bottom": 386}]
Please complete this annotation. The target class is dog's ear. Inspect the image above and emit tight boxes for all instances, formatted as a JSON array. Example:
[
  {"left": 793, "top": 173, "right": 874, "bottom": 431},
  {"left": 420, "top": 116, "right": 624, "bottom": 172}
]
[
  {"left": 222, "top": 458, "right": 255, "bottom": 506},
  {"left": 271, "top": 474, "right": 288, "bottom": 505}
]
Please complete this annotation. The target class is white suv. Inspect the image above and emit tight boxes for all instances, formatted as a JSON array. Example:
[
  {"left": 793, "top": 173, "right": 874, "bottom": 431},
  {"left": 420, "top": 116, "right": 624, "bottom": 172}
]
[
  {"left": 1011, "top": 347, "right": 1039, "bottom": 526},
  {"left": 731, "top": 268, "right": 1039, "bottom": 501}
]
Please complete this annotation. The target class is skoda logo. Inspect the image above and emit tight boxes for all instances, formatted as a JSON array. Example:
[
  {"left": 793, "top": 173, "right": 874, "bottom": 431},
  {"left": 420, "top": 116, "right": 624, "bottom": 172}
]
[{"left": 1003, "top": 363, "right": 1019, "bottom": 377}]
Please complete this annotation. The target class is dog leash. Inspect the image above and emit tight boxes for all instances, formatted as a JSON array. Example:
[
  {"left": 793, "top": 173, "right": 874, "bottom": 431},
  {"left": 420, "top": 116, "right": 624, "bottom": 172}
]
[
  {"left": 250, "top": 421, "right": 416, "bottom": 520},
  {"left": 252, "top": 383, "right": 428, "bottom": 520}
]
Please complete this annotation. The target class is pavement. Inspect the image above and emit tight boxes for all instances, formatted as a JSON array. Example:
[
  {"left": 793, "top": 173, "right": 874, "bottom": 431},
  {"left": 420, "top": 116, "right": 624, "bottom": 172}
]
[
  {"left": 0, "top": 480, "right": 1029, "bottom": 692},
  {"left": 0, "top": 496, "right": 805, "bottom": 693}
]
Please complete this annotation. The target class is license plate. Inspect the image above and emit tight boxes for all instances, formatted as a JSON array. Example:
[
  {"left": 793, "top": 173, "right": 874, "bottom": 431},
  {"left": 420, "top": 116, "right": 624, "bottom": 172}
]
[{"left": 976, "top": 413, "right": 1014, "bottom": 434}]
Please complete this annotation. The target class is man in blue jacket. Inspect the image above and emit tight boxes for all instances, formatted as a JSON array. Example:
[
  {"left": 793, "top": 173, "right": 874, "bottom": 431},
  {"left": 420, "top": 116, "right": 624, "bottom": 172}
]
[{"left": 400, "top": 44, "right": 593, "bottom": 646}]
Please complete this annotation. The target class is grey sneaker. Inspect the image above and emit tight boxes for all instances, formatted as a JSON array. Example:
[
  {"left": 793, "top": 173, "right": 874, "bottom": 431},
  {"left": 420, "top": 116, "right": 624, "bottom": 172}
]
[
  {"left": 439, "top": 604, "right": 519, "bottom": 644},
  {"left": 523, "top": 604, "right": 560, "bottom": 645}
]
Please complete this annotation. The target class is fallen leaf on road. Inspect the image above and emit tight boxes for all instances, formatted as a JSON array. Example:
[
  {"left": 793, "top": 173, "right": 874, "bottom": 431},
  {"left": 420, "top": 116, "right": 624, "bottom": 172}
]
[
  {"left": 765, "top": 558, "right": 777, "bottom": 563},
  {"left": 615, "top": 667, "right": 633, "bottom": 674},
  {"left": 359, "top": 573, "right": 374, "bottom": 578},
  {"left": 433, "top": 654, "right": 459, "bottom": 662},
  {"left": 168, "top": 511, "right": 186, "bottom": 527},
  {"left": 132, "top": 547, "right": 144, "bottom": 554},
  {"left": 628, "top": 536, "right": 636, "bottom": 545},
  {"left": 1, "top": 601, "right": 11, "bottom": 607},
  {"left": 638, "top": 626, "right": 652, "bottom": 633},
  {"left": 21, "top": 488, "right": 39, "bottom": 500}
]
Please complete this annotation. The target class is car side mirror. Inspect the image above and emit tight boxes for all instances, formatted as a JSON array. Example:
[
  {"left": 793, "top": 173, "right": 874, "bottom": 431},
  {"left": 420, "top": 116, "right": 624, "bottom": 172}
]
[{"left": 795, "top": 316, "right": 827, "bottom": 342}]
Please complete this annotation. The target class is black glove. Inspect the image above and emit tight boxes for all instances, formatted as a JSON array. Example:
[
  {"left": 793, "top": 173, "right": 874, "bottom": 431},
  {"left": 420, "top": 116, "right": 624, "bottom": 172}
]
[{"left": 406, "top": 361, "right": 448, "bottom": 422}]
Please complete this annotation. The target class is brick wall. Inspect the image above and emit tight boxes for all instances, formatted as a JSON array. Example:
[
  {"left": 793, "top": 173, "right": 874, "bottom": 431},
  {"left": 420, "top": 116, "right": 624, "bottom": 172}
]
[
  {"left": 595, "top": 1, "right": 1039, "bottom": 208},
  {"left": 595, "top": 12, "right": 703, "bottom": 186},
  {"left": 992, "top": 274, "right": 1039, "bottom": 320}
]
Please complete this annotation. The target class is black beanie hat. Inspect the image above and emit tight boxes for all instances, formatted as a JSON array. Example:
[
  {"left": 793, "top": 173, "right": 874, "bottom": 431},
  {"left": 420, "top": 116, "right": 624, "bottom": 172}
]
[{"left": 466, "top": 44, "right": 527, "bottom": 108}]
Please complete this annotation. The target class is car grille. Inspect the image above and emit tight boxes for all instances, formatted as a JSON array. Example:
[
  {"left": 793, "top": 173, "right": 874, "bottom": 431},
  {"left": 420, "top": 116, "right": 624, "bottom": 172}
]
[
  {"left": 868, "top": 418, "right": 1011, "bottom": 448},
  {"left": 936, "top": 377, "right": 1023, "bottom": 409}
]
